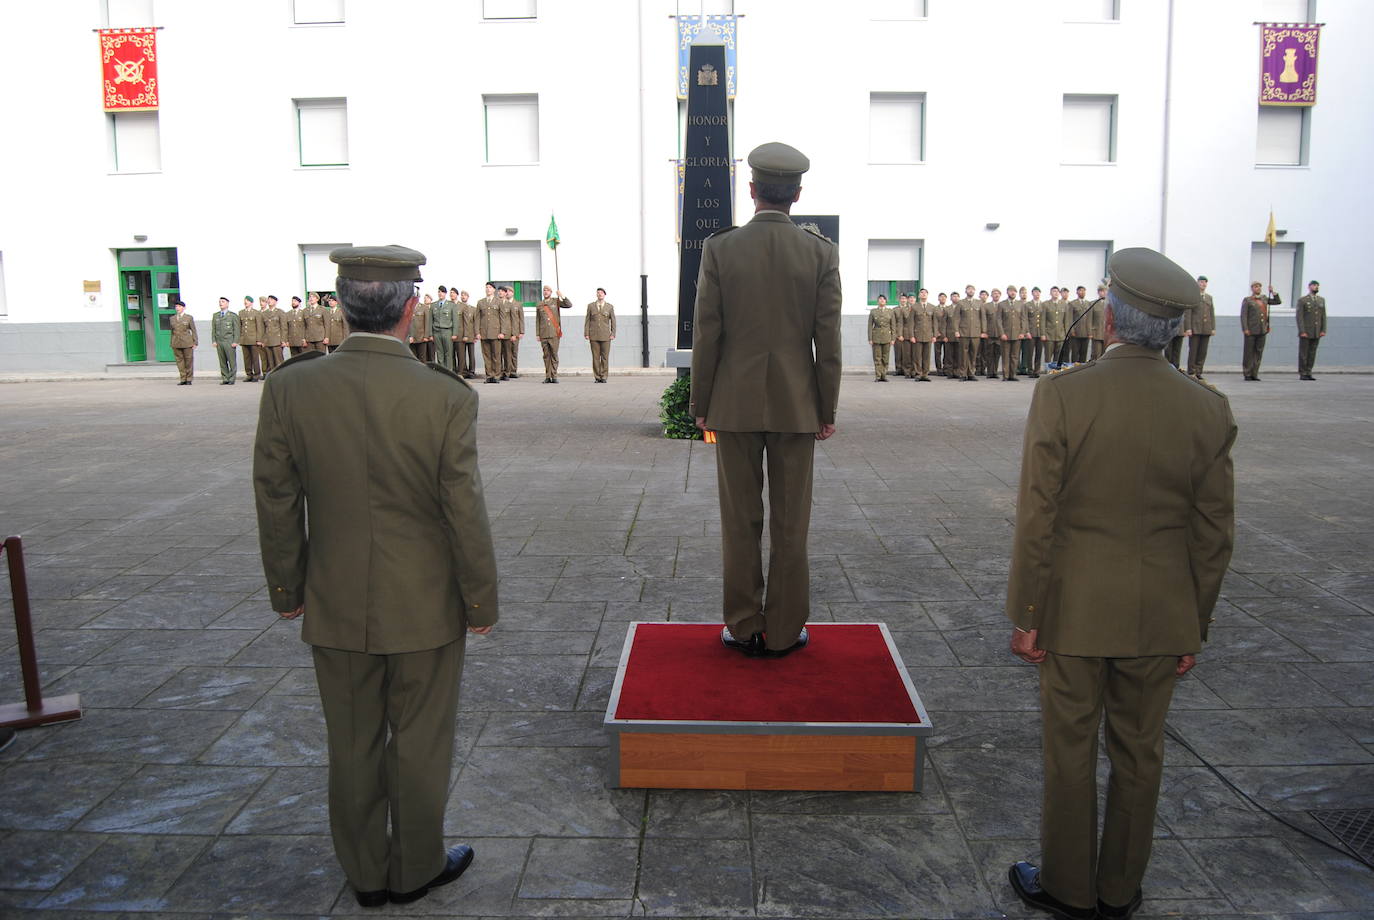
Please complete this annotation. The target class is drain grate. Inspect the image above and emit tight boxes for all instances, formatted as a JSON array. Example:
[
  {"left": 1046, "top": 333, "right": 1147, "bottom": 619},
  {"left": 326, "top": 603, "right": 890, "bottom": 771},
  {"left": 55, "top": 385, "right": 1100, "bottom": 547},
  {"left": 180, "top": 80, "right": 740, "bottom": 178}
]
[{"left": 1310, "top": 808, "right": 1374, "bottom": 865}]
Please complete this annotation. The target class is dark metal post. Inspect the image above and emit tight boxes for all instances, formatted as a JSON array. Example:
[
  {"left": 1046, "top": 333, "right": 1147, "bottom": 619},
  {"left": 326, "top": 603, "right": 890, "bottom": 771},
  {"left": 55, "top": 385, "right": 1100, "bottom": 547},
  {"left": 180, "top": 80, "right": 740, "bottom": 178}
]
[{"left": 640, "top": 273, "right": 650, "bottom": 368}]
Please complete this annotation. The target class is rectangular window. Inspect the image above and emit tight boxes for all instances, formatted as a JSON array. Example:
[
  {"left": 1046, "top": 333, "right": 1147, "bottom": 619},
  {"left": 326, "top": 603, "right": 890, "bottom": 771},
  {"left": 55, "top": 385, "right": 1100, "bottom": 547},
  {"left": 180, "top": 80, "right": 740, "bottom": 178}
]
[
  {"left": 103, "top": 0, "right": 154, "bottom": 26},
  {"left": 870, "top": 0, "right": 927, "bottom": 18},
  {"left": 1061, "top": 94, "right": 1116, "bottom": 164},
  {"left": 293, "top": 0, "right": 344, "bottom": 24},
  {"left": 1057, "top": 241, "right": 1111, "bottom": 291},
  {"left": 1259, "top": 0, "right": 1314, "bottom": 21},
  {"left": 867, "top": 240, "right": 922, "bottom": 305},
  {"left": 484, "top": 94, "right": 539, "bottom": 164},
  {"left": 1256, "top": 105, "right": 1308, "bottom": 166},
  {"left": 111, "top": 112, "right": 161, "bottom": 173},
  {"left": 1063, "top": 0, "right": 1119, "bottom": 21},
  {"left": 483, "top": 0, "right": 536, "bottom": 19},
  {"left": 869, "top": 93, "right": 925, "bottom": 164},
  {"left": 296, "top": 98, "right": 349, "bottom": 167},
  {"left": 1249, "top": 241, "right": 1302, "bottom": 309},
  {"left": 486, "top": 241, "right": 541, "bottom": 306},
  {"left": 300, "top": 244, "right": 351, "bottom": 295}
]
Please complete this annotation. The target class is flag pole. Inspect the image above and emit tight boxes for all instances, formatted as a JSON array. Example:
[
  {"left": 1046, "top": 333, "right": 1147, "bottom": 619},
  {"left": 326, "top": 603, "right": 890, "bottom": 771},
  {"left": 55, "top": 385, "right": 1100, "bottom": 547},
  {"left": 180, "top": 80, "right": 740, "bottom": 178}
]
[{"left": 554, "top": 245, "right": 561, "bottom": 295}]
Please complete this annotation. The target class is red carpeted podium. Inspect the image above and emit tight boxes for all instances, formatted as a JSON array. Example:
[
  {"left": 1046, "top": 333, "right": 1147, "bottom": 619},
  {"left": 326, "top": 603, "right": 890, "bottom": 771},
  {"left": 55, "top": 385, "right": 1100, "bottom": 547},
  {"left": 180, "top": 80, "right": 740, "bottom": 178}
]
[{"left": 604, "top": 623, "right": 932, "bottom": 791}]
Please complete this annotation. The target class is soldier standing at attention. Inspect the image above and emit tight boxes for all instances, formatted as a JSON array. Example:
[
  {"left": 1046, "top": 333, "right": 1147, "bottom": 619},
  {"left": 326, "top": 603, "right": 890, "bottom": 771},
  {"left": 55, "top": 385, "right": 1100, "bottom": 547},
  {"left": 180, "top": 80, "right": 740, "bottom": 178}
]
[
  {"left": 1185, "top": 276, "right": 1215, "bottom": 380},
  {"left": 585, "top": 287, "right": 616, "bottom": 383},
  {"left": 1006, "top": 248, "right": 1235, "bottom": 920},
  {"left": 457, "top": 290, "right": 478, "bottom": 378},
  {"left": 934, "top": 292, "right": 950, "bottom": 376},
  {"left": 868, "top": 293, "right": 896, "bottom": 381},
  {"left": 211, "top": 296, "right": 239, "bottom": 385},
  {"left": 1296, "top": 280, "right": 1326, "bottom": 381},
  {"left": 253, "top": 245, "right": 498, "bottom": 907},
  {"left": 431, "top": 287, "right": 457, "bottom": 372},
  {"left": 303, "top": 292, "right": 328, "bottom": 353},
  {"left": 893, "top": 293, "right": 912, "bottom": 377},
  {"left": 1019, "top": 286, "right": 1040, "bottom": 377},
  {"left": 476, "top": 282, "right": 504, "bottom": 383},
  {"left": 1067, "top": 286, "right": 1090, "bottom": 363},
  {"left": 1089, "top": 285, "right": 1108, "bottom": 361},
  {"left": 240, "top": 296, "right": 264, "bottom": 382},
  {"left": 325, "top": 294, "right": 348, "bottom": 352},
  {"left": 956, "top": 286, "right": 983, "bottom": 381},
  {"left": 690, "top": 141, "right": 840, "bottom": 658},
  {"left": 286, "top": 297, "right": 307, "bottom": 357},
  {"left": 261, "top": 295, "right": 286, "bottom": 374},
  {"left": 410, "top": 294, "right": 434, "bottom": 363},
  {"left": 169, "top": 300, "right": 198, "bottom": 385},
  {"left": 911, "top": 288, "right": 936, "bottom": 382},
  {"left": 500, "top": 286, "right": 524, "bottom": 378},
  {"left": 536, "top": 284, "right": 572, "bottom": 383},
  {"left": 1241, "top": 280, "right": 1281, "bottom": 381},
  {"left": 1042, "top": 287, "right": 1067, "bottom": 366},
  {"left": 997, "top": 287, "right": 1024, "bottom": 381}
]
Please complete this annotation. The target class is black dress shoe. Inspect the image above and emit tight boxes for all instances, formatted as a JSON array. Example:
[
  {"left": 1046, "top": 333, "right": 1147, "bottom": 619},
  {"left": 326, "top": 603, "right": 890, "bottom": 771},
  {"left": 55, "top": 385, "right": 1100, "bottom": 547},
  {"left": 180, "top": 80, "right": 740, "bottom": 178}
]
[
  {"left": 1097, "top": 888, "right": 1143, "bottom": 919},
  {"left": 485, "top": 377, "right": 498, "bottom": 383},
  {"left": 551, "top": 378, "right": 559, "bottom": 383},
  {"left": 354, "top": 888, "right": 388, "bottom": 908},
  {"left": 764, "top": 627, "right": 809, "bottom": 658},
  {"left": 1008, "top": 862, "right": 1095, "bottom": 920},
  {"left": 390, "top": 845, "right": 474, "bottom": 904},
  {"left": 720, "top": 627, "right": 764, "bottom": 657}
]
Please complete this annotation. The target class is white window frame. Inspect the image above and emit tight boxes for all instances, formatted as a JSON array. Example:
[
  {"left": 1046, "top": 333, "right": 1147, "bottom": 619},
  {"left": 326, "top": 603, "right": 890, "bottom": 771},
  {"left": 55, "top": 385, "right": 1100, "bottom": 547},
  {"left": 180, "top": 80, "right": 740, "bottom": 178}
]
[
  {"left": 869, "top": 93, "right": 926, "bottom": 165},
  {"left": 1259, "top": 0, "right": 1316, "bottom": 22},
  {"left": 1256, "top": 105, "right": 1310, "bottom": 167},
  {"left": 109, "top": 111, "right": 162, "bottom": 174},
  {"left": 300, "top": 244, "right": 352, "bottom": 295},
  {"left": 1249, "top": 241, "right": 1303, "bottom": 312},
  {"left": 1063, "top": 0, "right": 1120, "bottom": 22},
  {"left": 295, "top": 98, "right": 350, "bottom": 168},
  {"left": 483, "top": 94, "right": 540, "bottom": 165},
  {"left": 102, "top": 0, "right": 154, "bottom": 27},
  {"left": 1058, "top": 240, "right": 1112, "bottom": 292},
  {"left": 870, "top": 0, "right": 928, "bottom": 19},
  {"left": 1061, "top": 94, "right": 1117, "bottom": 165},
  {"left": 292, "top": 0, "right": 345, "bottom": 25},
  {"left": 482, "top": 0, "right": 537, "bottom": 20}
]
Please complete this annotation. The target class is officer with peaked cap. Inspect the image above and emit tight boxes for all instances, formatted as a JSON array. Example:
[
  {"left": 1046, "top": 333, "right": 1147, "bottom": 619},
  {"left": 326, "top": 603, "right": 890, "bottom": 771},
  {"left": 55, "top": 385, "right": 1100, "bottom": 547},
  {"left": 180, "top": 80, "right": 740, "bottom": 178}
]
[
  {"left": 1005, "top": 247, "right": 1236, "bottom": 920},
  {"left": 253, "top": 245, "right": 498, "bottom": 907},
  {"left": 690, "top": 142, "right": 842, "bottom": 657}
]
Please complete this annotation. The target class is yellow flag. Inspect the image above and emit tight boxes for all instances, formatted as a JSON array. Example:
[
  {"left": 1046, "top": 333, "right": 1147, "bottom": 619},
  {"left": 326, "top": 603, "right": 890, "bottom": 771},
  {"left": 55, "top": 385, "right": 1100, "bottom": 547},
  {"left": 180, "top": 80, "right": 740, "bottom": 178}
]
[{"left": 1264, "top": 211, "right": 1278, "bottom": 247}]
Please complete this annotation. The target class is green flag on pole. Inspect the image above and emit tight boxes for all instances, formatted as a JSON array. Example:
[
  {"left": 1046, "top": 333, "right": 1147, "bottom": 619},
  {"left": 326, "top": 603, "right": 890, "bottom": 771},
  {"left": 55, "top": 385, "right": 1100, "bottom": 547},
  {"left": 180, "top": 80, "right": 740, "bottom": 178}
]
[{"left": 546, "top": 214, "right": 560, "bottom": 250}]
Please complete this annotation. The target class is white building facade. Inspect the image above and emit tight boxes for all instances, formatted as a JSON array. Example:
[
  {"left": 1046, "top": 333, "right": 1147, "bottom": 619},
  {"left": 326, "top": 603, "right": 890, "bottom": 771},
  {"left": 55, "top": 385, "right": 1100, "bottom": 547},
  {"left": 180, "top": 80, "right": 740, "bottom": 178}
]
[{"left": 1, "top": 0, "right": 1371, "bottom": 373}]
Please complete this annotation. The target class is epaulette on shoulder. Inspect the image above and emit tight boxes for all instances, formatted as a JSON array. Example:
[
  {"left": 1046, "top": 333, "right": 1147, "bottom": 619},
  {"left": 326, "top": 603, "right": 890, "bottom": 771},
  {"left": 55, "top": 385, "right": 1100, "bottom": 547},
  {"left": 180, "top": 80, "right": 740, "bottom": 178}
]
[
  {"left": 706, "top": 226, "right": 737, "bottom": 241},
  {"left": 275, "top": 350, "right": 327, "bottom": 371},
  {"left": 427, "top": 362, "right": 472, "bottom": 389},
  {"left": 1044, "top": 361, "right": 1096, "bottom": 380},
  {"left": 801, "top": 225, "right": 832, "bottom": 243},
  {"left": 1181, "top": 372, "right": 1228, "bottom": 399}
]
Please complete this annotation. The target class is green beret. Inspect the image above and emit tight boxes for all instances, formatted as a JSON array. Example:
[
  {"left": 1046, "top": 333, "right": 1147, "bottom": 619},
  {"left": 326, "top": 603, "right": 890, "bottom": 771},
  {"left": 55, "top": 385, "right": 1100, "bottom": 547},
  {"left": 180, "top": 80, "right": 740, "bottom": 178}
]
[
  {"left": 748, "top": 142, "right": 809, "bottom": 183},
  {"left": 330, "top": 245, "right": 426, "bottom": 282},
  {"left": 1108, "top": 247, "right": 1201, "bottom": 319},
  {"left": 1309, "top": 279, "right": 1320, "bottom": 286}
]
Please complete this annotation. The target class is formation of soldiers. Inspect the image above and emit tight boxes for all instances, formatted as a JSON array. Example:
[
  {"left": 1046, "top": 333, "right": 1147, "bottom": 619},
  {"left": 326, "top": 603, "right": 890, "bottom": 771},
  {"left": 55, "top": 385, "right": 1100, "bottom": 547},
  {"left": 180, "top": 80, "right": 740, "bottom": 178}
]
[
  {"left": 209, "top": 292, "right": 347, "bottom": 385},
  {"left": 866, "top": 284, "right": 1108, "bottom": 383}
]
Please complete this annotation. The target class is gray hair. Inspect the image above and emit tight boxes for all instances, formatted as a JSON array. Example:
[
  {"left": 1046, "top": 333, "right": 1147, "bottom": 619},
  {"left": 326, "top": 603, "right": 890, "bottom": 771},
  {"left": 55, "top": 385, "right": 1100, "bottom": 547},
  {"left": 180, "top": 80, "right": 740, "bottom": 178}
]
[
  {"left": 335, "top": 277, "right": 414, "bottom": 334},
  {"left": 1106, "top": 290, "right": 1182, "bottom": 351}
]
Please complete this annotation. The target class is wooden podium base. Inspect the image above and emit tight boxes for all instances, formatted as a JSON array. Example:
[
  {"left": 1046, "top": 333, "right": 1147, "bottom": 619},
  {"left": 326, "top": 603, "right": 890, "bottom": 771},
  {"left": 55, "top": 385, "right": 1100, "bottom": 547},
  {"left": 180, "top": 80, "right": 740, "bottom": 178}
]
[
  {"left": 0, "top": 692, "right": 82, "bottom": 729},
  {"left": 604, "top": 623, "right": 931, "bottom": 792}
]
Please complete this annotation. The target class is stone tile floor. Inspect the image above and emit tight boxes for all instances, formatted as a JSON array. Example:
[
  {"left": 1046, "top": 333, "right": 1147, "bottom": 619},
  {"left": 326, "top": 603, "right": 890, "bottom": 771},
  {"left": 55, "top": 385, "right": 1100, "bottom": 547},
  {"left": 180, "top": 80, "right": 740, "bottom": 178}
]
[{"left": 0, "top": 370, "right": 1372, "bottom": 919}]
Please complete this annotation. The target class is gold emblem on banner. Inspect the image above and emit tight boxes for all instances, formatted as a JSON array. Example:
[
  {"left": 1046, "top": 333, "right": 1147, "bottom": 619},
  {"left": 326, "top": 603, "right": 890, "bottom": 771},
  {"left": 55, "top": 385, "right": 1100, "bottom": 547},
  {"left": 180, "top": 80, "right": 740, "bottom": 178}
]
[{"left": 697, "top": 63, "right": 718, "bottom": 86}]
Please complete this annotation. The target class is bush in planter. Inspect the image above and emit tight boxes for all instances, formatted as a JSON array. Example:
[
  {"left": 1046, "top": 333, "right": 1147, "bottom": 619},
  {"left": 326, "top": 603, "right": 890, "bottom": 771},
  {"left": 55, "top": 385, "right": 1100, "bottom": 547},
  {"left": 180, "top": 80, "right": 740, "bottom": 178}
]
[{"left": 660, "top": 375, "right": 702, "bottom": 440}]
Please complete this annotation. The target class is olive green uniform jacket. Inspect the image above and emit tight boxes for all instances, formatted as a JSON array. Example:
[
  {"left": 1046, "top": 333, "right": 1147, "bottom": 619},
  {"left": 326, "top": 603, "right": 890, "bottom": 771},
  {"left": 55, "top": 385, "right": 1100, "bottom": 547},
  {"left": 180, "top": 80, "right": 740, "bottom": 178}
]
[
  {"left": 325, "top": 306, "right": 348, "bottom": 344},
  {"left": 303, "top": 303, "right": 327, "bottom": 343},
  {"left": 689, "top": 210, "right": 842, "bottom": 431},
  {"left": 252, "top": 335, "right": 499, "bottom": 653},
  {"left": 1006, "top": 345, "right": 1236, "bottom": 657},
  {"left": 867, "top": 306, "right": 896, "bottom": 344},
  {"left": 1184, "top": 292, "right": 1215, "bottom": 336},
  {"left": 211, "top": 310, "right": 239, "bottom": 345},
  {"left": 585, "top": 301, "right": 616, "bottom": 341},
  {"left": 1297, "top": 294, "right": 1327, "bottom": 336},
  {"left": 170, "top": 313, "right": 199, "bottom": 348}
]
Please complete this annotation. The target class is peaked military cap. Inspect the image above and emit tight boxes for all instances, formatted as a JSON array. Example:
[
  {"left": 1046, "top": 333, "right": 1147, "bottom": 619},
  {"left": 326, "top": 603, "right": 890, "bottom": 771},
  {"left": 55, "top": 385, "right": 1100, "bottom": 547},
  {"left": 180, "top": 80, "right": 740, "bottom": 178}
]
[
  {"left": 1107, "top": 247, "right": 1201, "bottom": 319},
  {"left": 748, "top": 142, "right": 809, "bottom": 183},
  {"left": 330, "top": 245, "right": 426, "bottom": 282}
]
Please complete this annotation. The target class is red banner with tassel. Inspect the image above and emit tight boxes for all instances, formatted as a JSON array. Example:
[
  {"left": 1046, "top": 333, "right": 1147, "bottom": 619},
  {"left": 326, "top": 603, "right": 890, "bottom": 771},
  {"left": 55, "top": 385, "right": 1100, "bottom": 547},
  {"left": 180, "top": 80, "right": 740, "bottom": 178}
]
[{"left": 99, "top": 28, "right": 159, "bottom": 112}]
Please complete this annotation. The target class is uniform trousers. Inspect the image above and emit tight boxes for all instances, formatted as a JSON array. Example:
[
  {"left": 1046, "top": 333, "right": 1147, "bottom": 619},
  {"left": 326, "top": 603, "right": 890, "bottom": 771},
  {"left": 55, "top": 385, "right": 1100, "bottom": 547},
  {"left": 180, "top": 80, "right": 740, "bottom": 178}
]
[
  {"left": 540, "top": 337, "right": 561, "bottom": 379},
  {"left": 262, "top": 345, "right": 283, "bottom": 374},
  {"left": 590, "top": 339, "right": 611, "bottom": 381},
  {"left": 959, "top": 338, "right": 979, "bottom": 380},
  {"left": 1242, "top": 333, "right": 1267, "bottom": 378},
  {"left": 1031, "top": 337, "right": 1045, "bottom": 374},
  {"left": 481, "top": 339, "right": 502, "bottom": 379},
  {"left": 871, "top": 343, "right": 891, "bottom": 379},
  {"left": 1045, "top": 339, "right": 1065, "bottom": 367},
  {"left": 459, "top": 341, "right": 477, "bottom": 376},
  {"left": 982, "top": 339, "right": 1000, "bottom": 377},
  {"left": 289, "top": 345, "right": 306, "bottom": 357},
  {"left": 216, "top": 343, "right": 236, "bottom": 382},
  {"left": 306, "top": 340, "right": 327, "bottom": 354},
  {"left": 173, "top": 346, "right": 194, "bottom": 381},
  {"left": 913, "top": 340, "right": 931, "bottom": 379},
  {"left": 502, "top": 339, "right": 519, "bottom": 376},
  {"left": 1039, "top": 652, "right": 1177, "bottom": 909},
  {"left": 894, "top": 340, "right": 911, "bottom": 376},
  {"left": 1298, "top": 336, "right": 1321, "bottom": 377},
  {"left": 1072, "top": 337, "right": 1091, "bottom": 363},
  {"left": 1090, "top": 339, "right": 1105, "bottom": 361},
  {"left": 1000, "top": 340, "right": 1019, "bottom": 380},
  {"left": 933, "top": 340, "right": 945, "bottom": 373},
  {"left": 243, "top": 345, "right": 263, "bottom": 380},
  {"left": 1163, "top": 336, "right": 1184, "bottom": 369},
  {"left": 433, "top": 331, "right": 455, "bottom": 371},
  {"left": 715, "top": 431, "right": 814, "bottom": 652},
  {"left": 313, "top": 639, "right": 464, "bottom": 894},
  {"left": 1186, "top": 334, "right": 1211, "bottom": 377}
]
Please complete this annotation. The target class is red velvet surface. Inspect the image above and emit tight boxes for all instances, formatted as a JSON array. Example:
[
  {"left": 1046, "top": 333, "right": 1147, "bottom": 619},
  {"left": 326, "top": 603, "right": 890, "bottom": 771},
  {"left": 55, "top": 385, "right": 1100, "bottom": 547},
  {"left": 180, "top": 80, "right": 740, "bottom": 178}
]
[{"left": 612, "top": 623, "right": 920, "bottom": 724}]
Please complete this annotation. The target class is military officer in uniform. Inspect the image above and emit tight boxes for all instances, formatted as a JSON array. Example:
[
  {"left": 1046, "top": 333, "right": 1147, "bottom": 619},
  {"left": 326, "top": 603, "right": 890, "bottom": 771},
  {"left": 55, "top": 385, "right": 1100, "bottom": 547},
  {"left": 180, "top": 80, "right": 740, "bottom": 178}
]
[
  {"left": 1185, "top": 276, "right": 1216, "bottom": 380},
  {"left": 169, "top": 300, "right": 198, "bottom": 385},
  {"left": 1041, "top": 288, "right": 1067, "bottom": 367},
  {"left": 1241, "top": 281, "right": 1281, "bottom": 380},
  {"left": 690, "top": 141, "right": 840, "bottom": 658},
  {"left": 1006, "top": 247, "right": 1235, "bottom": 920},
  {"left": 211, "top": 296, "right": 239, "bottom": 385},
  {"left": 476, "top": 282, "right": 504, "bottom": 383},
  {"left": 240, "top": 296, "right": 264, "bottom": 382},
  {"left": 1067, "top": 286, "right": 1091, "bottom": 362},
  {"left": 1297, "top": 280, "right": 1326, "bottom": 380},
  {"left": 892, "top": 293, "right": 912, "bottom": 377},
  {"left": 585, "top": 287, "right": 616, "bottom": 382},
  {"left": 955, "top": 286, "right": 984, "bottom": 381},
  {"left": 499, "top": 286, "right": 524, "bottom": 378},
  {"left": 457, "top": 290, "right": 478, "bottom": 378},
  {"left": 536, "top": 285, "right": 572, "bottom": 383},
  {"left": 325, "top": 294, "right": 348, "bottom": 352},
  {"left": 286, "top": 297, "right": 307, "bottom": 357},
  {"left": 253, "top": 245, "right": 498, "bottom": 908},
  {"left": 409, "top": 295, "right": 433, "bottom": 362},
  {"left": 980, "top": 290, "right": 1001, "bottom": 378},
  {"left": 261, "top": 295, "right": 286, "bottom": 374},
  {"left": 1089, "top": 284, "right": 1107, "bottom": 361},
  {"left": 431, "top": 287, "right": 457, "bottom": 371},
  {"left": 868, "top": 293, "right": 896, "bottom": 381},
  {"left": 303, "top": 293, "right": 328, "bottom": 353},
  {"left": 911, "top": 288, "right": 937, "bottom": 382},
  {"left": 934, "top": 292, "right": 950, "bottom": 376},
  {"left": 997, "top": 287, "right": 1024, "bottom": 381}
]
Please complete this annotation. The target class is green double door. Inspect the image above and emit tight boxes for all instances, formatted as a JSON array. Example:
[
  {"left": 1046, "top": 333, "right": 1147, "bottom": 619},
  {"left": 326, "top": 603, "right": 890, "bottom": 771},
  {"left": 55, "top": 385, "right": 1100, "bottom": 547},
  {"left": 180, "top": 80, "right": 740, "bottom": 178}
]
[{"left": 119, "top": 248, "right": 180, "bottom": 363}]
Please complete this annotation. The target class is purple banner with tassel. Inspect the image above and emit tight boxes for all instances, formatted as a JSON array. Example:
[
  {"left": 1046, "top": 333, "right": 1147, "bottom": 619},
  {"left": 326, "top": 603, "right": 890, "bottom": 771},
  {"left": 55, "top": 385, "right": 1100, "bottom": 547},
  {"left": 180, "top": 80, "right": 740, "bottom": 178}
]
[{"left": 1260, "top": 23, "right": 1320, "bottom": 106}]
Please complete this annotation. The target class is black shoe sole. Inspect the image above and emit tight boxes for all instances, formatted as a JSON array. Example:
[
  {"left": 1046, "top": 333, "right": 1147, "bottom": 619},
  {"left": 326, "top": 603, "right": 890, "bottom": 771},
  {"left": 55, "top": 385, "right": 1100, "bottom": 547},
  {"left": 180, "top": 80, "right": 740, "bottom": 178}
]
[
  {"left": 390, "top": 846, "right": 474, "bottom": 904},
  {"left": 354, "top": 889, "right": 388, "bottom": 908}
]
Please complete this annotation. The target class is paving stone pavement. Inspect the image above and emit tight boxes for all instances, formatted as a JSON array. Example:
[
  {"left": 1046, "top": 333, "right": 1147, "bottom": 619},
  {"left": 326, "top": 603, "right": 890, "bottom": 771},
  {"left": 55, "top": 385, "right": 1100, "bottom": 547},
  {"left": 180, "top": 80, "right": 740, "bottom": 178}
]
[{"left": 1, "top": 371, "right": 1372, "bottom": 919}]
